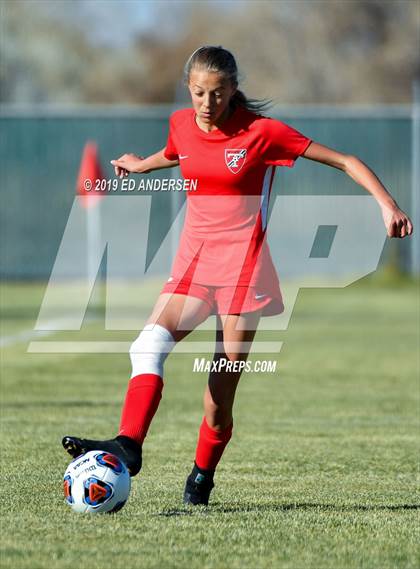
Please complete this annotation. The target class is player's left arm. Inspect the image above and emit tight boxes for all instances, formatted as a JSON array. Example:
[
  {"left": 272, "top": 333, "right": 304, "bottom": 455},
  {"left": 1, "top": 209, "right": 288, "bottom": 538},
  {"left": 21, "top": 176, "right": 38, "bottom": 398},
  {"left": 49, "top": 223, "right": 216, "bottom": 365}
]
[{"left": 302, "top": 141, "right": 413, "bottom": 239}]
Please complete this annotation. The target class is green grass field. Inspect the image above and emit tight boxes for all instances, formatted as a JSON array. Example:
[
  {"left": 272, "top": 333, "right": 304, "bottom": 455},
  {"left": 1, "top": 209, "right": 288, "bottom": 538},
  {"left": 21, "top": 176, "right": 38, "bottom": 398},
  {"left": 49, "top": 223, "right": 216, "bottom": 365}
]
[{"left": 1, "top": 273, "right": 419, "bottom": 569}]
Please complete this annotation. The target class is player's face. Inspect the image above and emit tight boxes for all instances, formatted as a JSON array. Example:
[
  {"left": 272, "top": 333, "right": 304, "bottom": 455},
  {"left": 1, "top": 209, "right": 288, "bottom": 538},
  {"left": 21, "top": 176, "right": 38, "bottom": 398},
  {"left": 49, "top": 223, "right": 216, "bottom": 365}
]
[{"left": 188, "top": 68, "right": 236, "bottom": 127}]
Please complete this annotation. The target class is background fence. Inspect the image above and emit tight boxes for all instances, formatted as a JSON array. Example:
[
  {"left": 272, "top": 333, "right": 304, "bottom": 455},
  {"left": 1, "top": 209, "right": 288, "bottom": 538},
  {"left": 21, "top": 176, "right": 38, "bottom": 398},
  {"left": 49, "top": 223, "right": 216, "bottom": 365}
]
[{"left": 0, "top": 105, "right": 415, "bottom": 280}]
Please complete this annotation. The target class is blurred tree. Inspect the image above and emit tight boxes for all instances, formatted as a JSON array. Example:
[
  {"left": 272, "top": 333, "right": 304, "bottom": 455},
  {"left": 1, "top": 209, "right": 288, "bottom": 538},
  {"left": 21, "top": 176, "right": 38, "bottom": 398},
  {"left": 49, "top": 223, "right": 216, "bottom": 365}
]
[{"left": 1, "top": 0, "right": 419, "bottom": 105}]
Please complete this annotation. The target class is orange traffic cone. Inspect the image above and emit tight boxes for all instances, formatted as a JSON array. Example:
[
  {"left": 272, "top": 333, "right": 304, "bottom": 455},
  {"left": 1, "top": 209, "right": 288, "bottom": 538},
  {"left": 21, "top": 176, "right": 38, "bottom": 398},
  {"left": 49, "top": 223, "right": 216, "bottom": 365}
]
[{"left": 76, "top": 141, "right": 105, "bottom": 208}]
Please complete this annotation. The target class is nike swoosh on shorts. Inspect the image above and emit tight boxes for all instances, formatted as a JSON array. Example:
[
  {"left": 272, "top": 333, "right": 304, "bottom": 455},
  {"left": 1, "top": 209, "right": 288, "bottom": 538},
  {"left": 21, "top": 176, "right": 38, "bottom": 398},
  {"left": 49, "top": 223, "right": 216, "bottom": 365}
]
[{"left": 255, "top": 293, "right": 267, "bottom": 300}]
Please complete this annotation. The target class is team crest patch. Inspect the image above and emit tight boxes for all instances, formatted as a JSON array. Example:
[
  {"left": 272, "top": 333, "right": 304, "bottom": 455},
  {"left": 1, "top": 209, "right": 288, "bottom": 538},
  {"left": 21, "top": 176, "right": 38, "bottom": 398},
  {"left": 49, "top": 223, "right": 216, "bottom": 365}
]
[{"left": 225, "top": 149, "right": 247, "bottom": 174}]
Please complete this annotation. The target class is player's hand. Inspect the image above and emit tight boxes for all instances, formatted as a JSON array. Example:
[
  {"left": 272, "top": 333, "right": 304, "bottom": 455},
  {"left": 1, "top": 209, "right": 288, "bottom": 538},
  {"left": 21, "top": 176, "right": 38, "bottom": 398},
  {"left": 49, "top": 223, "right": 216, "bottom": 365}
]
[
  {"left": 110, "top": 153, "right": 145, "bottom": 178},
  {"left": 381, "top": 204, "right": 413, "bottom": 238}
]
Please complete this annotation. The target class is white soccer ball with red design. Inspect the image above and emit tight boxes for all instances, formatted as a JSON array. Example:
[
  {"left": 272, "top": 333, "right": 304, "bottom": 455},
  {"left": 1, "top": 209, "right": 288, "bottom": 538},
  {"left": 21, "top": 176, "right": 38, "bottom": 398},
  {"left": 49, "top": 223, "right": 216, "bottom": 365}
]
[{"left": 63, "top": 450, "right": 131, "bottom": 514}]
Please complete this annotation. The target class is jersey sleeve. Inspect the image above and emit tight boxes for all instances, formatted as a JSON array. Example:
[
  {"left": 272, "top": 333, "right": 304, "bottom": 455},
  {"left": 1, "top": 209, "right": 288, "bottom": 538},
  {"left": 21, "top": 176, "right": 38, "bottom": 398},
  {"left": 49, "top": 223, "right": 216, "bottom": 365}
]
[
  {"left": 163, "top": 113, "right": 179, "bottom": 161},
  {"left": 262, "top": 118, "right": 312, "bottom": 167}
]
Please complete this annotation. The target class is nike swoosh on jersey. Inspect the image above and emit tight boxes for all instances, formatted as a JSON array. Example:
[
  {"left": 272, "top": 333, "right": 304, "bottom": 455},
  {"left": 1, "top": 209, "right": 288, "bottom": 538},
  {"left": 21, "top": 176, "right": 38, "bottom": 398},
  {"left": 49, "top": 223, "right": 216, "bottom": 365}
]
[
  {"left": 179, "top": 155, "right": 189, "bottom": 160},
  {"left": 254, "top": 293, "right": 267, "bottom": 300}
]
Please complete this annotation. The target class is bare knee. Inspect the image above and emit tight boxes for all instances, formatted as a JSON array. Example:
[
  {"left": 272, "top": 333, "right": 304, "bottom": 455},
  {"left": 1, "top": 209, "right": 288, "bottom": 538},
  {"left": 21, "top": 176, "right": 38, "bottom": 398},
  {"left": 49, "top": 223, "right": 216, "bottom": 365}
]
[{"left": 146, "top": 293, "right": 211, "bottom": 341}]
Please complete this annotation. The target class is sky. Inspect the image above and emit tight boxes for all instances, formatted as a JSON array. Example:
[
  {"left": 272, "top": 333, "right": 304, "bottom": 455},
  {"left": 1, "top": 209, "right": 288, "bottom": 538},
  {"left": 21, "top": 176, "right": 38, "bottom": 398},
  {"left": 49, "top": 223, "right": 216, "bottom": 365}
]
[
  {"left": 37, "top": 0, "right": 159, "bottom": 46},
  {"left": 35, "top": 0, "right": 241, "bottom": 47}
]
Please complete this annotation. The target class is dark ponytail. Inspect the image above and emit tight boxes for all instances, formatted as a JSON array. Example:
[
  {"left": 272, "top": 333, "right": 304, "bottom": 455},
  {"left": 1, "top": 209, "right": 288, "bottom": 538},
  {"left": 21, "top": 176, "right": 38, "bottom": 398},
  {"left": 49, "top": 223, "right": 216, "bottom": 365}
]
[
  {"left": 230, "top": 88, "right": 272, "bottom": 114},
  {"left": 184, "top": 46, "right": 272, "bottom": 115}
]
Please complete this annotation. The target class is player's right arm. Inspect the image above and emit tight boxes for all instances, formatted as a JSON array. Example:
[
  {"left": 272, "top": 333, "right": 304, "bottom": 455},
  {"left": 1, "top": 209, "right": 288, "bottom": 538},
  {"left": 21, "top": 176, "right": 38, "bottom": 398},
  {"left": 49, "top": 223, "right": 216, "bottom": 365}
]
[{"left": 111, "top": 147, "right": 179, "bottom": 178}]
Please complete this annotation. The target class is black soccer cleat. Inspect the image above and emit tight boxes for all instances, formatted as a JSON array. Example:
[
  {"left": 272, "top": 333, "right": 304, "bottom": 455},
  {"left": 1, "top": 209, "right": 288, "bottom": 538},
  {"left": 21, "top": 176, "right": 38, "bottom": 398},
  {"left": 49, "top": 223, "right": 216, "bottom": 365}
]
[
  {"left": 183, "top": 462, "right": 215, "bottom": 506},
  {"left": 62, "top": 435, "right": 142, "bottom": 477}
]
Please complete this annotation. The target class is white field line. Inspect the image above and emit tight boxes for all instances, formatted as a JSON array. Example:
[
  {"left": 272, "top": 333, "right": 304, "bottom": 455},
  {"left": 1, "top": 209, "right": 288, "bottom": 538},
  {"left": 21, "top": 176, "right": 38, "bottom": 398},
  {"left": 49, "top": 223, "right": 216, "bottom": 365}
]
[
  {"left": 2, "top": 318, "right": 283, "bottom": 354},
  {"left": 2, "top": 319, "right": 283, "bottom": 354},
  {"left": 27, "top": 341, "right": 283, "bottom": 354},
  {"left": 0, "top": 317, "right": 99, "bottom": 348}
]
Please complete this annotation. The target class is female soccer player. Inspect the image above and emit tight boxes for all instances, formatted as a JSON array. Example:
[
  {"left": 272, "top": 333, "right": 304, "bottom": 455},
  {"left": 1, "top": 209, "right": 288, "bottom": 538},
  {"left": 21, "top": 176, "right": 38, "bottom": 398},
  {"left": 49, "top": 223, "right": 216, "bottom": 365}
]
[{"left": 63, "top": 46, "right": 413, "bottom": 506}]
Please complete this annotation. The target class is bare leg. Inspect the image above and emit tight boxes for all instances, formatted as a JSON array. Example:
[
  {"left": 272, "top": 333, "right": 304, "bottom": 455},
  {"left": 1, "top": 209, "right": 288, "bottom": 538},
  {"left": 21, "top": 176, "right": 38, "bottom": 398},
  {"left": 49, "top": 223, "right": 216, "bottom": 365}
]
[
  {"left": 184, "top": 310, "right": 262, "bottom": 504},
  {"left": 204, "top": 311, "right": 261, "bottom": 430},
  {"left": 146, "top": 292, "right": 212, "bottom": 342}
]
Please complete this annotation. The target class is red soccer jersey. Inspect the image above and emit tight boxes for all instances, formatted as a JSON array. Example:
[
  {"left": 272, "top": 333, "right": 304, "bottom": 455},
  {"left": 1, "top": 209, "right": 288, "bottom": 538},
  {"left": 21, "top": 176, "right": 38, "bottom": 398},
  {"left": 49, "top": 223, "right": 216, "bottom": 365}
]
[{"left": 163, "top": 105, "right": 311, "bottom": 288}]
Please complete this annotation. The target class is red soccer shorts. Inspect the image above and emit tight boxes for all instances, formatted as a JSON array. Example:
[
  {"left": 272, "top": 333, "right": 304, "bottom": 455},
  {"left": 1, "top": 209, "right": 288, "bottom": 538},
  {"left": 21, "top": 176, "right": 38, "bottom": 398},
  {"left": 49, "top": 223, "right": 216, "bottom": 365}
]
[{"left": 160, "top": 277, "right": 284, "bottom": 316}]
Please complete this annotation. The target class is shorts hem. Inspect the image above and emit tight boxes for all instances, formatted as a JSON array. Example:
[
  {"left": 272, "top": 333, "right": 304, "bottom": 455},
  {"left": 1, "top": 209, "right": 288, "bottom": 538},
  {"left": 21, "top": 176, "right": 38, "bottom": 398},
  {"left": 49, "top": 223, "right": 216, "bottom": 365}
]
[{"left": 160, "top": 281, "right": 284, "bottom": 317}]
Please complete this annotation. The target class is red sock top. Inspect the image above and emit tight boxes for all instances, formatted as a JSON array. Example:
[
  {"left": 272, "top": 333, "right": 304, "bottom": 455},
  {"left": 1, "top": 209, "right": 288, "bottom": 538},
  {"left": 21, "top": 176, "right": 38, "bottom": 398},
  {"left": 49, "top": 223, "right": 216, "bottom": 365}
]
[{"left": 195, "top": 416, "right": 233, "bottom": 471}]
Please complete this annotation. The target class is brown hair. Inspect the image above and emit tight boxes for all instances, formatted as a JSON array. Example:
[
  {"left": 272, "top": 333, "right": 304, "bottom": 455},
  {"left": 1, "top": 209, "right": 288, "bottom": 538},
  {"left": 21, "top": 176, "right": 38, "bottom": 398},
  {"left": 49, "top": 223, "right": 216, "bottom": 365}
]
[{"left": 184, "top": 45, "right": 272, "bottom": 114}]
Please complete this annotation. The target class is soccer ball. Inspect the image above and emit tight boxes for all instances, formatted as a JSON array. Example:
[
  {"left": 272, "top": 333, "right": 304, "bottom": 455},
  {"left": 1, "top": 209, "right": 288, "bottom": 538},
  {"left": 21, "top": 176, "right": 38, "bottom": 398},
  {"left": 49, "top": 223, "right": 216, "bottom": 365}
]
[{"left": 63, "top": 450, "right": 131, "bottom": 514}]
